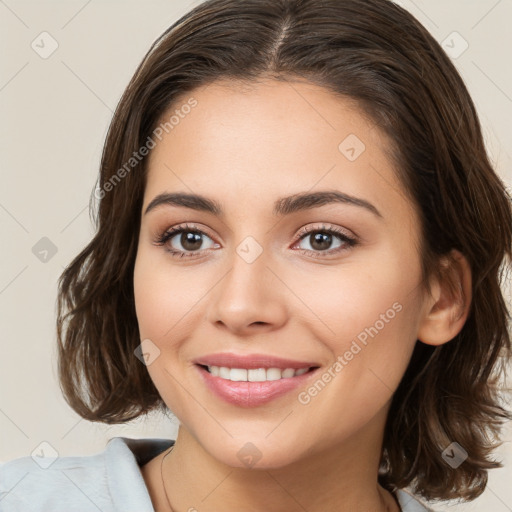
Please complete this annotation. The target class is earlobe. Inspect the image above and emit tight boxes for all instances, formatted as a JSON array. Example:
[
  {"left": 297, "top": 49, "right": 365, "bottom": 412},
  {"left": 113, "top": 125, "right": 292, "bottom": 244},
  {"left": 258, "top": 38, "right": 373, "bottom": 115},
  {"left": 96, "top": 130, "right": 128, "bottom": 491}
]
[{"left": 417, "top": 250, "right": 472, "bottom": 346}]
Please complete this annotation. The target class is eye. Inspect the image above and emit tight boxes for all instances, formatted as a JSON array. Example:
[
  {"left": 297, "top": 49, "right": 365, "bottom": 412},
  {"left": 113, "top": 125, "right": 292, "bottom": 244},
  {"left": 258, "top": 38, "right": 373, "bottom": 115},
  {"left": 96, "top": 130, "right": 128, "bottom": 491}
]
[
  {"left": 154, "top": 222, "right": 358, "bottom": 260},
  {"left": 154, "top": 223, "right": 219, "bottom": 258},
  {"left": 293, "top": 224, "right": 357, "bottom": 257}
]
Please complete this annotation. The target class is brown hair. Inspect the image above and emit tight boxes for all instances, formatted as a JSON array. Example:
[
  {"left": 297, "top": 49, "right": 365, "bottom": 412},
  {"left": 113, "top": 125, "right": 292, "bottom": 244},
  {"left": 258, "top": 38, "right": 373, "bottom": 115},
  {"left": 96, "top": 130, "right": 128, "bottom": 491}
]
[{"left": 56, "top": 0, "right": 512, "bottom": 502}]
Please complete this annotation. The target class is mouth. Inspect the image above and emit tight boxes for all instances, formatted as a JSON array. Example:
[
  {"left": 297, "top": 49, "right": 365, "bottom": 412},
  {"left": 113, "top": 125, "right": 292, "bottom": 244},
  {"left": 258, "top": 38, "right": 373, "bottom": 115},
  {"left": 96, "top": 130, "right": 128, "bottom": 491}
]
[
  {"left": 193, "top": 353, "right": 320, "bottom": 407},
  {"left": 199, "top": 364, "right": 316, "bottom": 381}
]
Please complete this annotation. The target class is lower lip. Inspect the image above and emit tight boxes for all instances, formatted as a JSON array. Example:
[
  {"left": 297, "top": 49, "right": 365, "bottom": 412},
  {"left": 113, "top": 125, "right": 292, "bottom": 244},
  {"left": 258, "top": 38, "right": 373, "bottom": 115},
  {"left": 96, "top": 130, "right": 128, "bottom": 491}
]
[{"left": 196, "top": 365, "right": 318, "bottom": 407}]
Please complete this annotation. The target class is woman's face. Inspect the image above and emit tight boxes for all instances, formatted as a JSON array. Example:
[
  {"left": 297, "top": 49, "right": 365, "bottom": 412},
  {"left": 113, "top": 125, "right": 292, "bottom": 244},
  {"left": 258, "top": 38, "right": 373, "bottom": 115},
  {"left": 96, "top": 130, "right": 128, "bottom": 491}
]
[{"left": 134, "top": 78, "right": 429, "bottom": 468}]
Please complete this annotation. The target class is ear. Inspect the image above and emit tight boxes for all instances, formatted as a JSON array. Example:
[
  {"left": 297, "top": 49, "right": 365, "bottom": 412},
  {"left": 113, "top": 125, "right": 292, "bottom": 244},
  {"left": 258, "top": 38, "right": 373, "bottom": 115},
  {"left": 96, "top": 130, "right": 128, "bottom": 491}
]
[{"left": 417, "top": 249, "right": 472, "bottom": 346}]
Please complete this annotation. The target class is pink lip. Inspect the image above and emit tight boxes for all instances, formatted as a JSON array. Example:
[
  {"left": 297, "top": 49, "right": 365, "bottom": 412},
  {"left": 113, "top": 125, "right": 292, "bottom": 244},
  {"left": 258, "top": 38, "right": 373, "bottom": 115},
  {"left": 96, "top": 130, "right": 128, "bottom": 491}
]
[
  {"left": 194, "top": 352, "right": 316, "bottom": 369},
  {"left": 193, "top": 353, "right": 320, "bottom": 407}
]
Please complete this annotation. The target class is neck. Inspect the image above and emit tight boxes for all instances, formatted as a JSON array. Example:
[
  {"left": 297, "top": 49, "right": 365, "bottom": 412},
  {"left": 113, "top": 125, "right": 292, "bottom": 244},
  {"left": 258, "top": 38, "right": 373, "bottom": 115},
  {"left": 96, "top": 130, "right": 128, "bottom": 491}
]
[{"left": 150, "top": 406, "right": 399, "bottom": 512}]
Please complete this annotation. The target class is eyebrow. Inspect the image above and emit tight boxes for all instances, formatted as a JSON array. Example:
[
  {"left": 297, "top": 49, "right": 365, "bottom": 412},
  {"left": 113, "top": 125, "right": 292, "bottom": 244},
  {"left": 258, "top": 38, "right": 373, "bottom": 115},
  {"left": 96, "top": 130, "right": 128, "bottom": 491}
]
[{"left": 144, "top": 190, "right": 382, "bottom": 218}]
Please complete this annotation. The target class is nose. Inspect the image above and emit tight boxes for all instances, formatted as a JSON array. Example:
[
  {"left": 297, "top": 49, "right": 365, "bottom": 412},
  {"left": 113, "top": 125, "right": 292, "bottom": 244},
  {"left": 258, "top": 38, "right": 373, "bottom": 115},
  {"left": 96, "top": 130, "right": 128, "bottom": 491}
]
[{"left": 206, "top": 247, "right": 288, "bottom": 336}]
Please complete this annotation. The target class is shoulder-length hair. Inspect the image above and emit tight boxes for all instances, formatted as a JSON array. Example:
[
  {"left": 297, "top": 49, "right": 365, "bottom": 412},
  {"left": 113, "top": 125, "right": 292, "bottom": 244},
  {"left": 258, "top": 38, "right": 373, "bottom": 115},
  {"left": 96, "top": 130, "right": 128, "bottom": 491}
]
[{"left": 56, "top": 0, "right": 512, "bottom": 502}]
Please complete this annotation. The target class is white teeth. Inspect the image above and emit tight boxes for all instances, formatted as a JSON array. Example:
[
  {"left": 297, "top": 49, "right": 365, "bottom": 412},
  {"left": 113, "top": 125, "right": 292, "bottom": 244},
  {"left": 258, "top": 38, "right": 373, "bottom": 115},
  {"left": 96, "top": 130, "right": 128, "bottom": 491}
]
[
  {"left": 219, "top": 367, "right": 231, "bottom": 379},
  {"left": 229, "top": 368, "right": 247, "bottom": 381},
  {"left": 248, "top": 368, "right": 267, "bottom": 382},
  {"left": 206, "top": 366, "right": 311, "bottom": 381},
  {"left": 266, "top": 368, "right": 282, "bottom": 381}
]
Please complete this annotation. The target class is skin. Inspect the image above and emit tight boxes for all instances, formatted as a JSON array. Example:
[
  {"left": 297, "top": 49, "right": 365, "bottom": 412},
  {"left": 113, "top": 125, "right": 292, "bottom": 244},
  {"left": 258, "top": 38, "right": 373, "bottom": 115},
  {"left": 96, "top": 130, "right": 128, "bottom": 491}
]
[{"left": 133, "top": 78, "right": 472, "bottom": 512}]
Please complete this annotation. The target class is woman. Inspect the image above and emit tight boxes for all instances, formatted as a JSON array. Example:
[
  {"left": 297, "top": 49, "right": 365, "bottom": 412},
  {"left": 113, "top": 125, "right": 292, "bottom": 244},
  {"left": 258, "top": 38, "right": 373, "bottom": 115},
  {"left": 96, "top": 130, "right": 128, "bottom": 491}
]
[{"left": 1, "top": 0, "right": 511, "bottom": 511}]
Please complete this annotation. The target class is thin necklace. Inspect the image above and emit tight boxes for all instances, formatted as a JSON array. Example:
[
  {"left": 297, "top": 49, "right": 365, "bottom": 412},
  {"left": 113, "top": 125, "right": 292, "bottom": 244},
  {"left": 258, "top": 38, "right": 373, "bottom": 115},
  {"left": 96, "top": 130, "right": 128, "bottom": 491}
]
[
  {"left": 160, "top": 446, "right": 176, "bottom": 512},
  {"left": 159, "top": 446, "right": 401, "bottom": 512}
]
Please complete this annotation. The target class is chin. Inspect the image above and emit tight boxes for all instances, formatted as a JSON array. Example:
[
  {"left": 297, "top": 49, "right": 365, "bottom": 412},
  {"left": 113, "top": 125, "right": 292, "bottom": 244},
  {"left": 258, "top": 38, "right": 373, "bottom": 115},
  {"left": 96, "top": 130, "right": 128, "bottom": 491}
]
[{"left": 191, "top": 431, "right": 302, "bottom": 470}]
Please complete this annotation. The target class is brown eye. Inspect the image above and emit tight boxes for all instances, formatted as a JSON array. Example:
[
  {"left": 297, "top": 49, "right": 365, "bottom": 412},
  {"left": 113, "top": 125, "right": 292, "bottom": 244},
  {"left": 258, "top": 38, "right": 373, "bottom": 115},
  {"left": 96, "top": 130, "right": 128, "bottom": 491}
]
[
  {"left": 302, "top": 231, "right": 338, "bottom": 251},
  {"left": 173, "top": 231, "right": 205, "bottom": 251},
  {"left": 294, "top": 225, "right": 357, "bottom": 257},
  {"left": 154, "top": 223, "right": 219, "bottom": 258}
]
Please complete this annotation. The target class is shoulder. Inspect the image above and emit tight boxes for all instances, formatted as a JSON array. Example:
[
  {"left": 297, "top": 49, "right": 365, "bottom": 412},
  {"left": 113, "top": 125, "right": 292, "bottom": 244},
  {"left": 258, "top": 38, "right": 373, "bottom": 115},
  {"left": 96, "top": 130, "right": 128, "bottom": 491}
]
[
  {"left": 0, "top": 442, "right": 113, "bottom": 512},
  {"left": 396, "top": 488, "right": 437, "bottom": 511},
  {"left": 0, "top": 437, "right": 174, "bottom": 512}
]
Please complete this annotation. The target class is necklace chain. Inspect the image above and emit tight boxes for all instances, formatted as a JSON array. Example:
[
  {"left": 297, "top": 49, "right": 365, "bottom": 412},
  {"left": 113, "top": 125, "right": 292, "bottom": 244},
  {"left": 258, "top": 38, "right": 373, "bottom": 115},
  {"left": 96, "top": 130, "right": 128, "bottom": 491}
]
[
  {"left": 159, "top": 445, "right": 401, "bottom": 512},
  {"left": 160, "top": 446, "right": 175, "bottom": 512}
]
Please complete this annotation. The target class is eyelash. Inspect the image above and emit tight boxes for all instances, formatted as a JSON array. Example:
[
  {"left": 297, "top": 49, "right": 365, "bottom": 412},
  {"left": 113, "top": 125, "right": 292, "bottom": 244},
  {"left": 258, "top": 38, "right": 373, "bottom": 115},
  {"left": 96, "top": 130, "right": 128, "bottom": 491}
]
[{"left": 153, "top": 222, "right": 358, "bottom": 259}]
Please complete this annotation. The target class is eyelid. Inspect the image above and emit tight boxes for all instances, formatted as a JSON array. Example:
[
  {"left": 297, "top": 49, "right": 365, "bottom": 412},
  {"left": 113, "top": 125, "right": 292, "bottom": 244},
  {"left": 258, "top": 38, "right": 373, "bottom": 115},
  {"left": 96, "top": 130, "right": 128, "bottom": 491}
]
[
  {"left": 154, "top": 222, "right": 218, "bottom": 247},
  {"left": 295, "top": 223, "right": 355, "bottom": 241}
]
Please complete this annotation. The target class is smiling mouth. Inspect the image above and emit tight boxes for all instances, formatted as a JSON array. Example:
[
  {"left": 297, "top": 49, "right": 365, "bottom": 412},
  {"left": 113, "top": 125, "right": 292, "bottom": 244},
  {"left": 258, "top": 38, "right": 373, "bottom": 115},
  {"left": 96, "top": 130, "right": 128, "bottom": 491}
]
[{"left": 198, "top": 364, "right": 318, "bottom": 382}]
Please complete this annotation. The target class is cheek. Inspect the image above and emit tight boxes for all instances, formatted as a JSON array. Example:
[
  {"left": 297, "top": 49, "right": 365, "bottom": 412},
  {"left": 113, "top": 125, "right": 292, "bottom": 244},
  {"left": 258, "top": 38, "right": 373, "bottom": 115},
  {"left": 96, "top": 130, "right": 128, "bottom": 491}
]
[
  {"left": 133, "top": 248, "right": 210, "bottom": 341},
  {"left": 133, "top": 248, "right": 205, "bottom": 415},
  {"left": 290, "top": 246, "right": 420, "bottom": 390},
  {"left": 291, "top": 248, "right": 422, "bottom": 433},
  {"left": 295, "top": 238, "right": 422, "bottom": 353}
]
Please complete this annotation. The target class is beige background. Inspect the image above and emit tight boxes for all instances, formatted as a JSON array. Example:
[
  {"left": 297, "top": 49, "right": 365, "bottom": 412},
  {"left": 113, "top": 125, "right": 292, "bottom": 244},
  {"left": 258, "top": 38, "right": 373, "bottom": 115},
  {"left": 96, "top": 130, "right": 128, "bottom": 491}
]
[{"left": 1, "top": 0, "right": 511, "bottom": 510}]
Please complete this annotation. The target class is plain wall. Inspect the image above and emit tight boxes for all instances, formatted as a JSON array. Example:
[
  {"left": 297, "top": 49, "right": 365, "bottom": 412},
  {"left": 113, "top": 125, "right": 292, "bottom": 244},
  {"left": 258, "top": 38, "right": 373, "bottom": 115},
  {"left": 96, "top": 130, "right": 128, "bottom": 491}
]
[{"left": 1, "top": 1, "right": 511, "bottom": 510}]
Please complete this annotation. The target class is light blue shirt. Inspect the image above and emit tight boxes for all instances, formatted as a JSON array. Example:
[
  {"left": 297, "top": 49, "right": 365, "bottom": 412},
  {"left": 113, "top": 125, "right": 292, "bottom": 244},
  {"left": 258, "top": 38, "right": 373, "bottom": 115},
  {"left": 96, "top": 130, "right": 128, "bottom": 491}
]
[{"left": 0, "top": 437, "right": 433, "bottom": 511}]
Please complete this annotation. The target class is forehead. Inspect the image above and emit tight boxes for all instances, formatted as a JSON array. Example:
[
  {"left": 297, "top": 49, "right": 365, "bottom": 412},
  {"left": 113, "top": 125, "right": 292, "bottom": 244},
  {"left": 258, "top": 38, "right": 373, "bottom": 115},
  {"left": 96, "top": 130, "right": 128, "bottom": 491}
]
[{"left": 143, "top": 78, "right": 409, "bottom": 221}]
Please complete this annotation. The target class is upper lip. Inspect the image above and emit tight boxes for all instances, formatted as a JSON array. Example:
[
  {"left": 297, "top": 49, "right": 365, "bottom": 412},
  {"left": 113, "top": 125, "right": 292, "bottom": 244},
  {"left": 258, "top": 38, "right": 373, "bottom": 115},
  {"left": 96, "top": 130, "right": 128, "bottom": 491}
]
[{"left": 194, "top": 353, "right": 318, "bottom": 370}]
